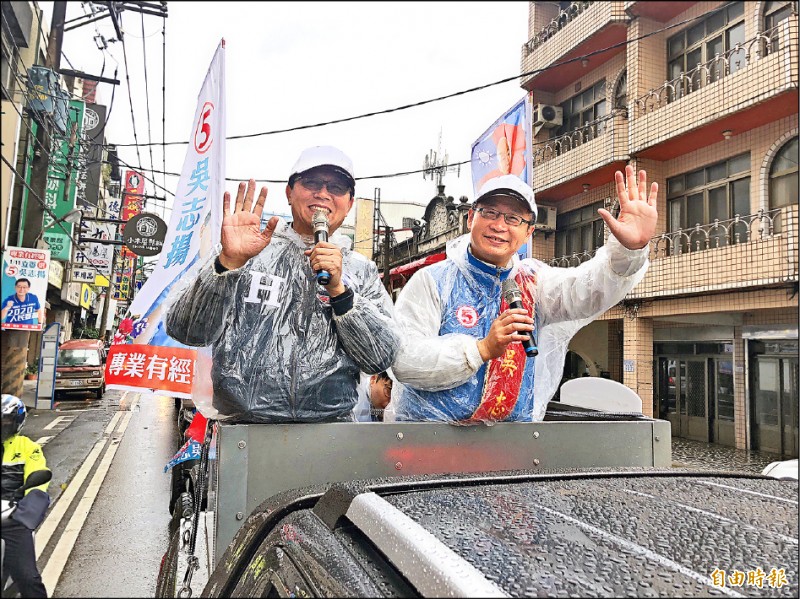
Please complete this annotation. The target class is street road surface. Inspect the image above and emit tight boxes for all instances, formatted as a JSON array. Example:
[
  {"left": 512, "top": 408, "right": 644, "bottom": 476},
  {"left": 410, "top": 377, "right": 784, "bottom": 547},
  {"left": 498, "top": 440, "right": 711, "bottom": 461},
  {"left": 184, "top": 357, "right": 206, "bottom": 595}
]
[{"left": 21, "top": 388, "right": 175, "bottom": 597}]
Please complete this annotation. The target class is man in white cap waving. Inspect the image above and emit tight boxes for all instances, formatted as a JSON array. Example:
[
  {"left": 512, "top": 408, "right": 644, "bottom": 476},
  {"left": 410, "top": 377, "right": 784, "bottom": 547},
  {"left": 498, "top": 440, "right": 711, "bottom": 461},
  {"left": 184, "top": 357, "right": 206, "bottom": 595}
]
[
  {"left": 391, "top": 166, "right": 657, "bottom": 423},
  {"left": 166, "top": 146, "right": 400, "bottom": 422}
]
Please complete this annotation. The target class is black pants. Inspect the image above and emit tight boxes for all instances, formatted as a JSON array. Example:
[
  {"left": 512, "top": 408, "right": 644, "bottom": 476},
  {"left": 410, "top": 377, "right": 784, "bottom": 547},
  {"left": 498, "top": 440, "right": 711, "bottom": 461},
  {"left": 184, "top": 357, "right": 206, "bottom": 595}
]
[{"left": 1, "top": 518, "right": 47, "bottom": 598}]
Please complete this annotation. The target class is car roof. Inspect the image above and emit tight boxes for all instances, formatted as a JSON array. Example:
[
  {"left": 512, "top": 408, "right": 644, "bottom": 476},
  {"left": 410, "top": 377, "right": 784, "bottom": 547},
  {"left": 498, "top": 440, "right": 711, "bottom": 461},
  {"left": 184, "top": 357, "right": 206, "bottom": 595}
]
[
  {"left": 206, "top": 469, "right": 799, "bottom": 597},
  {"left": 60, "top": 339, "right": 104, "bottom": 349}
]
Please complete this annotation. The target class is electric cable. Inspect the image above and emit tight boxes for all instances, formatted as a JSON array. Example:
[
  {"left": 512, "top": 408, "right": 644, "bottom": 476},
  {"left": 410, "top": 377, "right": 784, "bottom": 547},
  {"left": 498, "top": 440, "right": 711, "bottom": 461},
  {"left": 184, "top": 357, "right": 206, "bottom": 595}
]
[
  {"left": 1, "top": 153, "right": 109, "bottom": 279},
  {"left": 111, "top": 2, "right": 737, "bottom": 149}
]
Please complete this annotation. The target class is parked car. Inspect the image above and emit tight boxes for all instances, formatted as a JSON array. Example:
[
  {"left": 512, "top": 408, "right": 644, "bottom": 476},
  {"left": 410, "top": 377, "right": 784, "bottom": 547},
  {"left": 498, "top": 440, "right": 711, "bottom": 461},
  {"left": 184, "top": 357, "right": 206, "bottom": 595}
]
[
  {"left": 762, "top": 459, "right": 799, "bottom": 480},
  {"left": 54, "top": 339, "right": 106, "bottom": 399}
]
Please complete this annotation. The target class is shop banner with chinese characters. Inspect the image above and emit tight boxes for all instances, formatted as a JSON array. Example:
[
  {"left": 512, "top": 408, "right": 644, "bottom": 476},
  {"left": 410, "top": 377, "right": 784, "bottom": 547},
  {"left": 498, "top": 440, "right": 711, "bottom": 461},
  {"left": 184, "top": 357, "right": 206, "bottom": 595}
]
[
  {"left": 1, "top": 247, "right": 50, "bottom": 331},
  {"left": 106, "top": 40, "right": 226, "bottom": 400},
  {"left": 120, "top": 169, "right": 145, "bottom": 260},
  {"left": 42, "top": 100, "right": 86, "bottom": 261},
  {"left": 470, "top": 94, "right": 534, "bottom": 259}
]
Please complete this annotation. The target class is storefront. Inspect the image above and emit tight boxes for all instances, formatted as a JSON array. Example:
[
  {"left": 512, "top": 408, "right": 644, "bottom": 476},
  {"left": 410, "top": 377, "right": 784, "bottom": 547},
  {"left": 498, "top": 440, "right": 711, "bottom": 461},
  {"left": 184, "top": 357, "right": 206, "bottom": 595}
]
[
  {"left": 654, "top": 336, "right": 737, "bottom": 446},
  {"left": 746, "top": 327, "right": 798, "bottom": 458}
]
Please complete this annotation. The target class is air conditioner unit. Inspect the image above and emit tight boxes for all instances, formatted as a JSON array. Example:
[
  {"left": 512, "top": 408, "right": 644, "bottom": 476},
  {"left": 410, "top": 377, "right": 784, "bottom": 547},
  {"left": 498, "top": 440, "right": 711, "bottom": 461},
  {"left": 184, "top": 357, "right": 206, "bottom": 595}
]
[
  {"left": 534, "top": 206, "right": 557, "bottom": 232},
  {"left": 532, "top": 104, "right": 563, "bottom": 129}
]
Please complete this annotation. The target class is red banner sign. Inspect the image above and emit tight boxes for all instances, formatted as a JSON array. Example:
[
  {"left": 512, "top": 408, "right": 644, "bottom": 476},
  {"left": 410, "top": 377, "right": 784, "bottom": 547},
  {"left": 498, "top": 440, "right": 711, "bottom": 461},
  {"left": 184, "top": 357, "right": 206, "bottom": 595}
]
[
  {"left": 105, "top": 344, "right": 197, "bottom": 398},
  {"left": 121, "top": 170, "right": 145, "bottom": 260}
]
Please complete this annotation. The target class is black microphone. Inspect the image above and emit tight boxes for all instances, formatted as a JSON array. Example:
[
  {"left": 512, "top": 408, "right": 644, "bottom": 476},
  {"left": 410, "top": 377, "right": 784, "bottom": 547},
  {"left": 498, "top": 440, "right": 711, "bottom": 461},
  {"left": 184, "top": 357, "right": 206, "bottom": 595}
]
[
  {"left": 501, "top": 278, "right": 538, "bottom": 358},
  {"left": 312, "top": 209, "right": 331, "bottom": 285}
]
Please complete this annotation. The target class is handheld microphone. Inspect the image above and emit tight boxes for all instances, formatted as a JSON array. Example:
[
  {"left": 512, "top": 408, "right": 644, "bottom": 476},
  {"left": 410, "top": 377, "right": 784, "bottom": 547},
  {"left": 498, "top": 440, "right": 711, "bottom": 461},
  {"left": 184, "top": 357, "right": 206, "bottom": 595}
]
[
  {"left": 501, "top": 278, "right": 538, "bottom": 358},
  {"left": 312, "top": 209, "right": 331, "bottom": 285}
]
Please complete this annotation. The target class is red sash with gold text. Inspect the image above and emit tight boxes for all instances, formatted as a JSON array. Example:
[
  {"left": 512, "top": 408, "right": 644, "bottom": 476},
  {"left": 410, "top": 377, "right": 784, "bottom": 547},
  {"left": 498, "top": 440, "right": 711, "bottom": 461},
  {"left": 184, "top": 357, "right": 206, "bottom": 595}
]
[{"left": 469, "top": 270, "right": 537, "bottom": 422}]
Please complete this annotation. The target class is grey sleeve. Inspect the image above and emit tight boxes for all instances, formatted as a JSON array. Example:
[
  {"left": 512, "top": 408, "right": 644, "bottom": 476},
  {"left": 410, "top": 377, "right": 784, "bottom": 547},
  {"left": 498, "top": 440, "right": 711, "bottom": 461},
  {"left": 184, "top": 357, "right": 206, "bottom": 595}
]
[
  {"left": 332, "top": 264, "right": 401, "bottom": 374},
  {"left": 165, "top": 262, "right": 241, "bottom": 347}
]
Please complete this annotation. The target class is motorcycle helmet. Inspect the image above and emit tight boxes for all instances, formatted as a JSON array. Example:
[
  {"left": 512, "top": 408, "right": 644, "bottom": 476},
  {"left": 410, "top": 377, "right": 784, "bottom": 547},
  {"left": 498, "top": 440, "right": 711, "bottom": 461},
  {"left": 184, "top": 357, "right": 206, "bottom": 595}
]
[{"left": 1, "top": 394, "right": 27, "bottom": 442}]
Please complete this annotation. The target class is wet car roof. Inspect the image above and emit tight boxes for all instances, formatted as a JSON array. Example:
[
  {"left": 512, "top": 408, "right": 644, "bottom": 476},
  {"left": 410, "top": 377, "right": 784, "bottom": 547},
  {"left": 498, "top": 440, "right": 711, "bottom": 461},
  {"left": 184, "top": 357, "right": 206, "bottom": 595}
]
[{"left": 206, "top": 469, "right": 799, "bottom": 597}]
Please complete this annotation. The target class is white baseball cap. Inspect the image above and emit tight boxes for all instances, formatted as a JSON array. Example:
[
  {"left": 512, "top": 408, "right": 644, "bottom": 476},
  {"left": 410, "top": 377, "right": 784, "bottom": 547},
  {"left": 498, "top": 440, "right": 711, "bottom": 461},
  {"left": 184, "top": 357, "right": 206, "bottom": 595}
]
[
  {"left": 475, "top": 174, "right": 537, "bottom": 219},
  {"left": 289, "top": 145, "right": 355, "bottom": 187}
]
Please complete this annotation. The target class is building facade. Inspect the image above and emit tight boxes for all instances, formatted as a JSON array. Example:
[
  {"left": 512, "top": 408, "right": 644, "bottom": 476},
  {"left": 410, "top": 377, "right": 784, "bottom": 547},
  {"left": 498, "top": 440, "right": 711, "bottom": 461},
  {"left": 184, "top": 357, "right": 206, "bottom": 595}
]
[
  {"left": 2, "top": 2, "right": 119, "bottom": 390},
  {"left": 379, "top": 1, "right": 797, "bottom": 458},
  {"left": 521, "top": 0, "right": 798, "bottom": 457}
]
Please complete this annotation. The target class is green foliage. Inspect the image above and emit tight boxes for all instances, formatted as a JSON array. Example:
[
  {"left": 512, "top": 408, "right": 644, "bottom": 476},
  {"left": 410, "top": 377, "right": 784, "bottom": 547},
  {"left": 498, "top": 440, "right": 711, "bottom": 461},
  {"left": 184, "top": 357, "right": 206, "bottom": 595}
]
[
  {"left": 74, "top": 326, "right": 101, "bottom": 339},
  {"left": 26, "top": 363, "right": 38, "bottom": 375}
]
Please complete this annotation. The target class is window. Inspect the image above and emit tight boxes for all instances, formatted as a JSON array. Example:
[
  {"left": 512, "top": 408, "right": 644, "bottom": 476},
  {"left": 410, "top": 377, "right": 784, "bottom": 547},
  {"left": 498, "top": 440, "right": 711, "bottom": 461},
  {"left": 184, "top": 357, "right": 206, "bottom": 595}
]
[
  {"left": 667, "top": 2, "right": 745, "bottom": 98},
  {"left": 556, "top": 79, "right": 607, "bottom": 139},
  {"left": 614, "top": 70, "right": 627, "bottom": 112},
  {"left": 666, "top": 153, "right": 751, "bottom": 251},
  {"left": 1, "top": 34, "right": 17, "bottom": 101},
  {"left": 555, "top": 200, "right": 606, "bottom": 260},
  {"left": 765, "top": 0, "right": 796, "bottom": 31},
  {"left": 769, "top": 137, "right": 799, "bottom": 232}
]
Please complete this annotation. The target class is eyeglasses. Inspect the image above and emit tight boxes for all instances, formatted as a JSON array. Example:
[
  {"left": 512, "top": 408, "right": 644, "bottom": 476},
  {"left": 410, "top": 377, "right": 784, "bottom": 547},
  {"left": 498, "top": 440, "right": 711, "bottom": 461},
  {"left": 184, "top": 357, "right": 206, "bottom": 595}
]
[
  {"left": 474, "top": 207, "right": 534, "bottom": 227},
  {"left": 299, "top": 176, "right": 351, "bottom": 197}
]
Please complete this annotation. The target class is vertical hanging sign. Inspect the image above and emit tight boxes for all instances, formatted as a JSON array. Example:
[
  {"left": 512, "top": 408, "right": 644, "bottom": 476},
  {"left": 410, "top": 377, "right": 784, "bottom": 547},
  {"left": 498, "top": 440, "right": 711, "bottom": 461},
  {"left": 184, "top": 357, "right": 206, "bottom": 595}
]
[{"left": 42, "top": 100, "right": 86, "bottom": 261}]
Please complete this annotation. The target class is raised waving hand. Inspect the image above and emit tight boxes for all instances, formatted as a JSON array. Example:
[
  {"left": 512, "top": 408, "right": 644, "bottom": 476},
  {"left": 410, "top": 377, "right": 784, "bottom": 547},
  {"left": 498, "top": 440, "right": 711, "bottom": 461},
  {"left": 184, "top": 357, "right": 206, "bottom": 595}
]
[
  {"left": 219, "top": 179, "right": 279, "bottom": 270},
  {"left": 597, "top": 165, "right": 658, "bottom": 250}
]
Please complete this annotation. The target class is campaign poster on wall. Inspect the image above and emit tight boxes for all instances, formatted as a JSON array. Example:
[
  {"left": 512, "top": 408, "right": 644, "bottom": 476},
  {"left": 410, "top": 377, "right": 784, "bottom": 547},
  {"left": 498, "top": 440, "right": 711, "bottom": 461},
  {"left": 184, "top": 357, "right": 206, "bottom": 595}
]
[{"left": 1, "top": 247, "right": 51, "bottom": 331}]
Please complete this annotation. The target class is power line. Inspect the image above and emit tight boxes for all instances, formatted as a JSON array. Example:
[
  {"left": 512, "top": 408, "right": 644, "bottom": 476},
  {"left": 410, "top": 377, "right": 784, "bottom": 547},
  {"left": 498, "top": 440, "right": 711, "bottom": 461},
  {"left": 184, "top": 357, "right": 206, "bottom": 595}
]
[
  {"left": 140, "top": 10, "right": 158, "bottom": 202},
  {"left": 110, "top": 3, "right": 733, "bottom": 149},
  {"left": 0, "top": 153, "right": 108, "bottom": 279}
]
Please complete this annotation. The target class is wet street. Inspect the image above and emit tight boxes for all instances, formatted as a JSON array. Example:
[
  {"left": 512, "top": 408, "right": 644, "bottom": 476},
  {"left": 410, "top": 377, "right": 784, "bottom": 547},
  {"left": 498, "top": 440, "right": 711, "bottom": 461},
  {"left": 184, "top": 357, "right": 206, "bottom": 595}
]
[{"left": 670, "top": 437, "right": 784, "bottom": 474}]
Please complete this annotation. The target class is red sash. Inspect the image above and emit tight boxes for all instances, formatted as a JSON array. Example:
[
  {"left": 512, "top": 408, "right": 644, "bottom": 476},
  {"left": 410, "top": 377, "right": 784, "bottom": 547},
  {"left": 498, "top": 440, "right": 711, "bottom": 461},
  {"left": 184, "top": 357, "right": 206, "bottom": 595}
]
[{"left": 469, "top": 270, "right": 537, "bottom": 422}]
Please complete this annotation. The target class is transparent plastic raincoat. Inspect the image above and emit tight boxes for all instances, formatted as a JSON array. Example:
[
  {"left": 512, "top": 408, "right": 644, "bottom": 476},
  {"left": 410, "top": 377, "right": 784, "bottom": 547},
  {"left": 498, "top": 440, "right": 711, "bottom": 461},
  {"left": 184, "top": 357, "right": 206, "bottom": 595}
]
[
  {"left": 392, "top": 233, "right": 648, "bottom": 422},
  {"left": 165, "top": 219, "right": 400, "bottom": 423}
]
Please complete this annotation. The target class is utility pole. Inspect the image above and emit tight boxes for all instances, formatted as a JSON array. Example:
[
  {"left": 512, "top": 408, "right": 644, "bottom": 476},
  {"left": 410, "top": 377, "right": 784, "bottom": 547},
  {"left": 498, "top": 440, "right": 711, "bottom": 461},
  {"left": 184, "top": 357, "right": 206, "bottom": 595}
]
[
  {"left": 382, "top": 225, "right": 392, "bottom": 292},
  {"left": 1, "top": 2, "right": 68, "bottom": 398}
]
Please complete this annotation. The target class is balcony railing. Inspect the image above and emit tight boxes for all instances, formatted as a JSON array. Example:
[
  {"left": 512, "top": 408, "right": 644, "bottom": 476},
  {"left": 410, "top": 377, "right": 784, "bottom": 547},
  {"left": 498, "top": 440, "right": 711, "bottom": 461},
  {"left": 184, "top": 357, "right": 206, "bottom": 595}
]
[
  {"left": 547, "top": 206, "right": 798, "bottom": 296},
  {"left": 533, "top": 109, "right": 625, "bottom": 166},
  {"left": 633, "top": 23, "right": 792, "bottom": 119},
  {"left": 651, "top": 209, "right": 782, "bottom": 258},
  {"left": 524, "top": 1, "right": 594, "bottom": 55}
]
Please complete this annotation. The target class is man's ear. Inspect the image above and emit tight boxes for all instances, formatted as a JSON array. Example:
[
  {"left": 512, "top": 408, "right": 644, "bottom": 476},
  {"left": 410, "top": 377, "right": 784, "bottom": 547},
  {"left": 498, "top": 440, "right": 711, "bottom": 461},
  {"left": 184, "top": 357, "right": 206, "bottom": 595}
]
[
  {"left": 467, "top": 209, "right": 475, "bottom": 231},
  {"left": 285, "top": 184, "right": 292, "bottom": 204}
]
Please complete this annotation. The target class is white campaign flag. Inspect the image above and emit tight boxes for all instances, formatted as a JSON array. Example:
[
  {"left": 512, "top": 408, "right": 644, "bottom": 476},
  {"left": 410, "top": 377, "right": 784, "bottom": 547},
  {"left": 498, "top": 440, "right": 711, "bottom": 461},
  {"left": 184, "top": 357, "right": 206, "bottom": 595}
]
[
  {"left": 105, "top": 41, "right": 226, "bottom": 400},
  {"left": 128, "top": 40, "right": 226, "bottom": 328}
]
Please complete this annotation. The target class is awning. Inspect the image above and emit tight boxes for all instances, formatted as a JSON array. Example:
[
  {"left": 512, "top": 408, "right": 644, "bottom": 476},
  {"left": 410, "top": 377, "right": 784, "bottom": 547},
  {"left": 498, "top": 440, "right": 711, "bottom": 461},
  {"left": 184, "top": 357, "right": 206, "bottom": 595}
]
[{"left": 389, "top": 252, "right": 446, "bottom": 283}]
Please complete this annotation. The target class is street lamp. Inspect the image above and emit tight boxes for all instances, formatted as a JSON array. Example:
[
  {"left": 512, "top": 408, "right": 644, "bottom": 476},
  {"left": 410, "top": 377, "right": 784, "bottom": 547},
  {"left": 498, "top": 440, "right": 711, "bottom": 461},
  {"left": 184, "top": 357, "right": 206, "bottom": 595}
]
[{"left": 35, "top": 208, "right": 84, "bottom": 249}]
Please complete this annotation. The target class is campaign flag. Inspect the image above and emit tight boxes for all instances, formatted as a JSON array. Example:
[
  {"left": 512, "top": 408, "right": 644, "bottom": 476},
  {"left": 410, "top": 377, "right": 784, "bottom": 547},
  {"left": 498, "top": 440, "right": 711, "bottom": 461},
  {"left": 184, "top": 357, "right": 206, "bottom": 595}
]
[
  {"left": 470, "top": 95, "right": 532, "bottom": 195},
  {"left": 106, "top": 40, "right": 226, "bottom": 399},
  {"left": 471, "top": 95, "right": 534, "bottom": 259},
  {"left": 164, "top": 438, "right": 202, "bottom": 473}
]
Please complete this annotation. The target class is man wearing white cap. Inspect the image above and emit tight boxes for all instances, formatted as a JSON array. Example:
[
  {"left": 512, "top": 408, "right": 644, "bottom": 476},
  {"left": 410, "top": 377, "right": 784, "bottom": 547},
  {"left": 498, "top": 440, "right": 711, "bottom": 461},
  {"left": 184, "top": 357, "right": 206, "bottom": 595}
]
[
  {"left": 391, "top": 166, "right": 658, "bottom": 422},
  {"left": 166, "top": 146, "right": 400, "bottom": 422}
]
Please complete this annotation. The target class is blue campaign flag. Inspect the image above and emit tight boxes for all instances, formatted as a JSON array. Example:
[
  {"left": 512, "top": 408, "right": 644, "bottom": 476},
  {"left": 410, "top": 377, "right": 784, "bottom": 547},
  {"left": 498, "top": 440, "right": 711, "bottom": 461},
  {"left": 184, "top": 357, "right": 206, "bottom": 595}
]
[
  {"left": 470, "top": 95, "right": 532, "bottom": 196},
  {"left": 164, "top": 438, "right": 203, "bottom": 473}
]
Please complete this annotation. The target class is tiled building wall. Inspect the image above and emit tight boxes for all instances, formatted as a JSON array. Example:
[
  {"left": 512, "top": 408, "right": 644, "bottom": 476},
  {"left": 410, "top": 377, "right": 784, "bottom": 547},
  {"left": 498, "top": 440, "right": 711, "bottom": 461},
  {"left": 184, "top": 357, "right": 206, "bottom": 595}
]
[
  {"left": 628, "top": 16, "right": 668, "bottom": 101},
  {"left": 631, "top": 206, "right": 797, "bottom": 298},
  {"left": 733, "top": 327, "right": 747, "bottom": 448},
  {"left": 743, "top": 306, "right": 798, "bottom": 326},
  {"left": 623, "top": 315, "right": 654, "bottom": 416},
  {"left": 528, "top": 1, "right": 559, "bottom": 38},
  {"left": 630, "top": 14, "right": 798, "bottom": 151},
  {"left": 522, "top": 2, "right": 628, "bottom": 83},
  {"left": 662, "top": 114, "right": 798, "bottom": 196},
  {"left": 637, "top": 287, "right": 796, "bottom": 319},
  {"left": 529, "top": 226, "right": 555, "bottom": 262},
  {"left": 607, "top": 319, "right": 623, "bottom": 382},
  {"left": 533, "top": 114, "right": 629, "bottom": 191}
]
